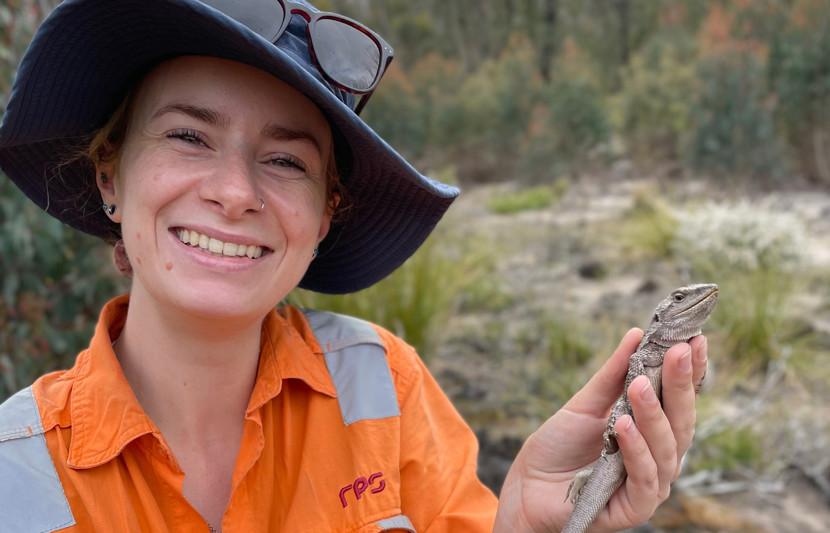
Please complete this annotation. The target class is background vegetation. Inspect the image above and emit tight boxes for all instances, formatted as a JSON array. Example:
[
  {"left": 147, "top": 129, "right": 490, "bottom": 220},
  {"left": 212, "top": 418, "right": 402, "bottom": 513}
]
[{"left": 3, "top": 1, "right": 830, "bottom": 529}]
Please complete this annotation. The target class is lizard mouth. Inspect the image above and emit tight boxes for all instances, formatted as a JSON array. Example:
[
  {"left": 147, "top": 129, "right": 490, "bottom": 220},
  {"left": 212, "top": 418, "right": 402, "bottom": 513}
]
[{"left": 681, "top": 288, "right": 719, "bottom": 314}]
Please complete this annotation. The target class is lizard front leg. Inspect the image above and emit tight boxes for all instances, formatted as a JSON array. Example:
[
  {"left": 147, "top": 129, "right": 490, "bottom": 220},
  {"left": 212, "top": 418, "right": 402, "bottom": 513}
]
[{"left": 639, "top": 343, "right": 666, "bottom": 402}]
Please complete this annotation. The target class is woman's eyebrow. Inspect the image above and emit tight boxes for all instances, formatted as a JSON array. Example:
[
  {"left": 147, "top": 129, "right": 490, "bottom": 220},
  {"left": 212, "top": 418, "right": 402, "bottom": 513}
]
[
  {"left": 151, "top": 103, "right": 229, "bottom": 127},
  {"left": 150, "top": 103, "right": 321, "bottom": 151},
  {"left": 261, "top": 124, "right": 322, "bottom": 152}
]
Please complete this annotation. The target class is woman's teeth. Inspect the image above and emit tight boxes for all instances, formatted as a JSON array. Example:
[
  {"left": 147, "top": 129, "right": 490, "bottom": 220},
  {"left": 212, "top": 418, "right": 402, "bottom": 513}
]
[{"left": 176, "top": 229, "right": 263, "bottom": 259}]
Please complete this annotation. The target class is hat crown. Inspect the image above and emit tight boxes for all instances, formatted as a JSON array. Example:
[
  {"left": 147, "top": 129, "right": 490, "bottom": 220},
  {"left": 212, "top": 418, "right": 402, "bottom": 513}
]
[{"left": 199, "top": 0, "right": 357, "bottom": 110}]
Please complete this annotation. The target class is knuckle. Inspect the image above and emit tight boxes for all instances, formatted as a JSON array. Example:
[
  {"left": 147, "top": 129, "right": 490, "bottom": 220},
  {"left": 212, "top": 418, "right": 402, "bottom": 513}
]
[
  {"left": 676, "top": 413, "right": 697, "bottom": 437},
  {"left": 658, "top": 446, "right": 678, "bottom": 467}
]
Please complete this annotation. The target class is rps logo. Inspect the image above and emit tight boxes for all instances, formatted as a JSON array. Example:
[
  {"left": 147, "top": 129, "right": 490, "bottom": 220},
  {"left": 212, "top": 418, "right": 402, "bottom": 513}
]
[{"left": 339, "top": 472, "right": 385, "bottom": 508}]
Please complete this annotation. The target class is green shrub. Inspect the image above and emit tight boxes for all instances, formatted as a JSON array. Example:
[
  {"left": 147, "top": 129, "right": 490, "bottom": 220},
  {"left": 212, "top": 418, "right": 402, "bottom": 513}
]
[
  {"left": 693, "top": 426, "right": 765, "bottom": 471},
  {"left": 531, "top": 314, "right": 597, "bottom": 405},
  {"left": 486, "top": 181, "right": 568, "bottom": 215},
  {"left": 768, "top": 6, "right": 830, "bottom": 182},
  {"left": 0, "top": 180, "right": 126, "bottom": 401},
  {"left": 447, "top": 35, "right": 541, "bottom": 149},
  {"left": 613, "top": 190, "right": 679, "bottom": 260},
  {"left": 687, "top": 50, "right": 787, "bottom": 179},
  {"left": 287, "top": 228, "right": 496, "bottom": 363},
  {"left": 612, "top": 32, "right": 698, "bottom": 163},
  {"left": 522, "top": 76, "right": 609, "bottom": 180}
]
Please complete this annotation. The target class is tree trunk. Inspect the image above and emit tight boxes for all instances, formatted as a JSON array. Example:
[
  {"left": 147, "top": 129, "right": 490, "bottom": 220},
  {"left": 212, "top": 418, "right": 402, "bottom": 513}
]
[
  {"left": 539, "top": 0, "right": 559, "bottom": 81},
  {"left": 615, "top": 0, "right": 630, "bottom": 68}
]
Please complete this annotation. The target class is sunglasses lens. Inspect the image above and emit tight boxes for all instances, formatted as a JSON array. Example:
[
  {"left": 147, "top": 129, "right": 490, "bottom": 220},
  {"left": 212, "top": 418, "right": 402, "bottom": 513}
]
[
  {"left": 313, "top": 18, "right": 381, "bottom": 92},
  {"left": 201, "top": 0, "right": 286, "bottom": 42}
]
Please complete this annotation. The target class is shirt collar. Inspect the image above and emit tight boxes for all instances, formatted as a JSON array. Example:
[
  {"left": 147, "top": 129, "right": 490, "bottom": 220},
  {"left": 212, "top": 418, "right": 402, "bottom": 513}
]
[
  {"left": 247, "top": 305, "right": 337, "bottom": 415},
  {"left": 67, "top": 295, "right": 157, "bottom": 469},
  {"left": 67, "top": 296, "right": 335, "bottom": 469}
]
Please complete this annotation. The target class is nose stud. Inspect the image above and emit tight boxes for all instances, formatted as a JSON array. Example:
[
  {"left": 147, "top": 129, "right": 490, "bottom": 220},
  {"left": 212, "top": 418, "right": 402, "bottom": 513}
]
[{"left": 255, "top": 198, "right": 265, "bottom": 213}]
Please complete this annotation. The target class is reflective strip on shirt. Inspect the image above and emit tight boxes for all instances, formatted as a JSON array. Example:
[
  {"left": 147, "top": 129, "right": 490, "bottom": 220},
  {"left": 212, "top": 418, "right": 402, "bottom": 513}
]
[
  {"left": 303, "top": 309, "right": 401, "bottom": 426},
  {"left": 376, "top": 514, "right": 416, "bottom": 532},
  {"left": 0, "top": 386, "right": 75, "bottom": 532}
]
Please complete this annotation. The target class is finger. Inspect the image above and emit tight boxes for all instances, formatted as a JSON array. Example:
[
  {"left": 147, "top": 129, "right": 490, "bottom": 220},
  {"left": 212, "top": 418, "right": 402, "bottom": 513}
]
[
  {"left": 661, "top": 342, "right": 698, "bottom": 475},
  {"left": 627, "top": 375, "right": 677, "bottom": 500},
  {"left": 688, "top": 335, "right": 708, "bottom": 394},
  {"left": 565, "top": 328, "right": 643, "bottom": 415},
  {"left": 613, "top": 414, "right": 660, "bottom": 524}
]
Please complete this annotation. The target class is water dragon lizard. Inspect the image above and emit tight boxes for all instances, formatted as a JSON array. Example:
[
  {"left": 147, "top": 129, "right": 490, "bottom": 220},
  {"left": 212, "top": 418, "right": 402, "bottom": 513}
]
[{"left": 561, "top": 283, "right": 719, "bottom": 533}]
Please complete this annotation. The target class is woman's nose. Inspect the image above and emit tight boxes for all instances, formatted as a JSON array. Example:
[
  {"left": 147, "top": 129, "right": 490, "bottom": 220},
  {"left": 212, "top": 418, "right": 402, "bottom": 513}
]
[{"left": 199, "top": 152, "right": 262, "bottom": 218}]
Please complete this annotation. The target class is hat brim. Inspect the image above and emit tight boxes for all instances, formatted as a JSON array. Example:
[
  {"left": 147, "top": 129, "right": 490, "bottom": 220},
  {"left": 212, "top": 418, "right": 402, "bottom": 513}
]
[{"left": 0, "top": 0, "right": 458, "bottom": 294}]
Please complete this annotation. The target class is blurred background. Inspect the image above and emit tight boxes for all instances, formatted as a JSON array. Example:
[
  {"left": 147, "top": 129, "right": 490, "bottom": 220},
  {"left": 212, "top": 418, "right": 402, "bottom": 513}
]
[{"left": 3, "top": 1, "right": 830, "bottom": 531}]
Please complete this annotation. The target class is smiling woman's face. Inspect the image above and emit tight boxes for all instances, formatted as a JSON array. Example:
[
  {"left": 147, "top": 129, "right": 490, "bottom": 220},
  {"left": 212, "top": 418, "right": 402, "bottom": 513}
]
[{"left": 99, "top": 55, "right": 334, "bottom": 321}]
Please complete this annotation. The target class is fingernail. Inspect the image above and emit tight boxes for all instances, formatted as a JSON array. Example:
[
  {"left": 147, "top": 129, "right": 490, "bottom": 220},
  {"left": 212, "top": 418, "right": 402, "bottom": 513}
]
[
  {"left": 621, "top": 415, "right": 635, "bottom": 435},
  {"left": 640, "top": 380, "right": 657, "bottom": 403},
  {"left": 678, "top": 348, "right": 692, "bottom": 373},
  {"left": 695, "top": 338, "right": 708, "bottom": 364}
]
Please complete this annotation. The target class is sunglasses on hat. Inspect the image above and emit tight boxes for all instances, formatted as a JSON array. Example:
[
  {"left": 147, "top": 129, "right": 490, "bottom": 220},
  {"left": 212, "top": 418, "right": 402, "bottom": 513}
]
[{"left": 202, "top": 0, "right": 393, "bottom": 115}]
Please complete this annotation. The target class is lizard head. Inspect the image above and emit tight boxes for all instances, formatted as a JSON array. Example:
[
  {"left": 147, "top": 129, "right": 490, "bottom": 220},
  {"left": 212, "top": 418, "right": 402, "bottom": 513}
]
[{"left": 645, "top": 283, "right": 719, "bottom": 344}]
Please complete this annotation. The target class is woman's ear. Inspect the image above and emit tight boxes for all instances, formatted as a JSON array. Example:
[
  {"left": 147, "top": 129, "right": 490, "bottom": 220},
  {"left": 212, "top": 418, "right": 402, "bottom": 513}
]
[
  {"left": 318, "top": 192, "right": 340, "bottom": 243},
  {"left": 97, "top": 165, "right": 122, "bottom": 222}
]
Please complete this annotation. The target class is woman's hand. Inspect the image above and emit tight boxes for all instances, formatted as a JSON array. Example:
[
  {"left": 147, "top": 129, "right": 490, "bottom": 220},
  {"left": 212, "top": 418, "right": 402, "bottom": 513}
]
[{"left": 494, "top": 328, "right": 708, "bottom": 533}]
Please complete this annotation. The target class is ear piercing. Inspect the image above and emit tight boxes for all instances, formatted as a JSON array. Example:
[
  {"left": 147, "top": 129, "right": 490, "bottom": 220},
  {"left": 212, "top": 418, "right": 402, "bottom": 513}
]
[
  {"left": 312, "top": 248, "right": 319, "bottom": 259},
  {"left": 102, "top": 203, "right": 116, "bottom": 216},
  {"left": 100, "top": 172, "right": 108, "bottom": 183}
]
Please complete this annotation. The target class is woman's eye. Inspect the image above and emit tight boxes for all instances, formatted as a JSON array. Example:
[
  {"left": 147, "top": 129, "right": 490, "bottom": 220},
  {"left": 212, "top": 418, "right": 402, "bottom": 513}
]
[
  {"left": 269, "top": 155, "right": 306, "bottom": 172},
  {"left": 168, "top": 129, "right": 205, "bottom": 145}
]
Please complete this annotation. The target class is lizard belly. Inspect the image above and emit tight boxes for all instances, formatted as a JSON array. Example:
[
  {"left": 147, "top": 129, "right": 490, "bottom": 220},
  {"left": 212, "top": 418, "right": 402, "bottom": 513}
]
[{"left": 561, "top": 451, "right": 626, "bottom": 533}]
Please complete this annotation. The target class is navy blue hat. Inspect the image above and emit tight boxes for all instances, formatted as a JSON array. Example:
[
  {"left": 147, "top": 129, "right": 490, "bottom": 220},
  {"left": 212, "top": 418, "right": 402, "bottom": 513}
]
[{"left": 0, "top": 0, "right": 458, "bottom": 294}]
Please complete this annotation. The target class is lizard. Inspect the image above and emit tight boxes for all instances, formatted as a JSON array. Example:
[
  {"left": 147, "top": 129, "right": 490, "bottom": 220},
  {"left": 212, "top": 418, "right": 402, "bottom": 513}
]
[{"left": 561, "top": 283, "right": 719, "bottom": 533}]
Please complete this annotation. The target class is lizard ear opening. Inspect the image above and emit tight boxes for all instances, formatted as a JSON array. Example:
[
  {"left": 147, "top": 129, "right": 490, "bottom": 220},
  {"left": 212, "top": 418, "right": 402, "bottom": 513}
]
[{"left": 653, "top": 314, "right": 660, "bottom": 322}]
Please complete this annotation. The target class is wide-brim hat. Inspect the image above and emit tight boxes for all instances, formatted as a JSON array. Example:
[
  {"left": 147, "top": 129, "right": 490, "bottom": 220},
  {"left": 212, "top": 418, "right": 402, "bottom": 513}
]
[{"left": 0, "top": 0, "right": 458, "bottom": 294}]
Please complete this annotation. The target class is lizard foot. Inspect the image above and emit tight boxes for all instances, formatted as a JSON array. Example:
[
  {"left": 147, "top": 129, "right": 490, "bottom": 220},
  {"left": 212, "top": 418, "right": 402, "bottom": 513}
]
[
  {"left": 603, "top": 429, "right": 620, "bottom": 454},
  {"left": 566, "top": 467, "right": 593, "bottom": 505}
]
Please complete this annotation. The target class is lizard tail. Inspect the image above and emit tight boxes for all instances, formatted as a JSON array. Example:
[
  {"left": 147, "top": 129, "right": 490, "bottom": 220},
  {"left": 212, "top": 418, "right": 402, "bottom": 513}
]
[{"left": 561, "top": 451, "right": 626, "bottom": 533}]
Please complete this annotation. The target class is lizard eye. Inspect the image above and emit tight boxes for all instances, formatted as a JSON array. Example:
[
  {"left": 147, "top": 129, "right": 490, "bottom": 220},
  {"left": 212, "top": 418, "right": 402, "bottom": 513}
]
[{"left": 673, "top": 293, "right": 685, "bottom": 302}]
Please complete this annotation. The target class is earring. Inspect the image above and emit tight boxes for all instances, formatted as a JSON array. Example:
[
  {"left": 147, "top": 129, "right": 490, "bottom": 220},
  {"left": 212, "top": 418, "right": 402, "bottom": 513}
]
[
  {"left": 312, "top": 248, "right": 319, "bottom": 259},
  {"left": 102, "top": 203, "right": 116, "bottom": 216},
  {"left": 100, "top": 172, "right": 108, "bottom": 183}
]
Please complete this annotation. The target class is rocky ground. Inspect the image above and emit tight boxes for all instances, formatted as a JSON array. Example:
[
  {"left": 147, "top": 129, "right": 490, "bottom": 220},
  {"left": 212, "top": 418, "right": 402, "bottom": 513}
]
[{"left": 429, "top": 171, "right": 830, "bottom": 532}]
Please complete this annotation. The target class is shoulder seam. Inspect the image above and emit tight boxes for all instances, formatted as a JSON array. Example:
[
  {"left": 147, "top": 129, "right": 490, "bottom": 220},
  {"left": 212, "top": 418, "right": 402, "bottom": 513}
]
[{"left": 0, "top": 387, "right": 45, "bottom": 443}]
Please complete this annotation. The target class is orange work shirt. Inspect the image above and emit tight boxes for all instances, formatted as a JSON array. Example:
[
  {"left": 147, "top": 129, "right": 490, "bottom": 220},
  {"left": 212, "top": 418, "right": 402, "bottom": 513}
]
[{"left": 22, "top": 296, "right": 497, "bottom": 532}]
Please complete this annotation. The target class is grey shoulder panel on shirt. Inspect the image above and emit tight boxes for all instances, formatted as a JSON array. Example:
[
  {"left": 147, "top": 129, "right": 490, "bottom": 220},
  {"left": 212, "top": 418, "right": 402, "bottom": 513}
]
[
  {"left": 0, "top": 386, "right": 75, "bottom": 532},
  {"left": 302, "top": 309, "right": 401, "bottom": 426},
  {"left": 376, "top": 514, "right": 416, "bottom": 532}
]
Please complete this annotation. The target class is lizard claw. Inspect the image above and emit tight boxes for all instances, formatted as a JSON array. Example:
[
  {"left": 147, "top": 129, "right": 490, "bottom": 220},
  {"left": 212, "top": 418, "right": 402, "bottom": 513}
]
[{"left": 566, "top": 467, "right": 593, "bottom": 505}]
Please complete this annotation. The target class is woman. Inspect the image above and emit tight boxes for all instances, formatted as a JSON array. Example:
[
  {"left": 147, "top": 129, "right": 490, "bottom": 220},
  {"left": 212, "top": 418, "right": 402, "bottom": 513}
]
[{"left": 0, "top": 0, "right": 708, "bottom": 532}]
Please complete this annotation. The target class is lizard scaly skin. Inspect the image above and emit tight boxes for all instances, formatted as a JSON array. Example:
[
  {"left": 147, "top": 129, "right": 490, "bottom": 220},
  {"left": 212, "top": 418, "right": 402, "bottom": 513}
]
[{"left": 561, "top": 283, "right": 719, "bottom": 533}]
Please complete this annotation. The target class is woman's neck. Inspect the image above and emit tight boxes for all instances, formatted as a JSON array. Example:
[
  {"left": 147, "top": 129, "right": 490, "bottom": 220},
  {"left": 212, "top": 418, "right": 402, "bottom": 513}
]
[{"left": 112, "top": 287, "right": 264, "bottom": 437}]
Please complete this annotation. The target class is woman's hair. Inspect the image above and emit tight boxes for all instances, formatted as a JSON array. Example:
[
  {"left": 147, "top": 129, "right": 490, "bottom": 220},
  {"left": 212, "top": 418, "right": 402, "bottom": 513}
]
[{"left": 84, "top": 80, "right": 349, "bottom": 246}]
